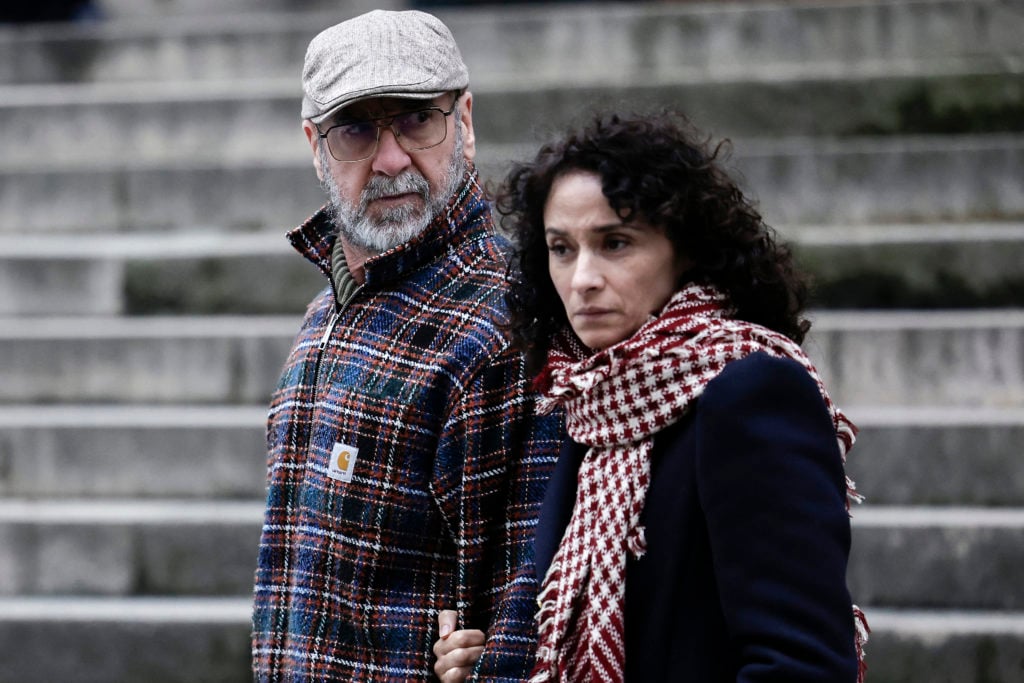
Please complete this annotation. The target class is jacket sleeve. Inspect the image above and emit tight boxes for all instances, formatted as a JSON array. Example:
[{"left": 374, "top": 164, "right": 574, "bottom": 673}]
[
  {"left": 696, "top": 353, "right": 858, "bottom": 683},
  {"left": 433, "top": 346, "right": 561, "bottom": 683}
]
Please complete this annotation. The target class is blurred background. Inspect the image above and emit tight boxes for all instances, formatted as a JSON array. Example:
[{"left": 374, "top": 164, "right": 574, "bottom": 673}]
[{"left": 0, "top": 0, "right": 1022, "bottom": 681}]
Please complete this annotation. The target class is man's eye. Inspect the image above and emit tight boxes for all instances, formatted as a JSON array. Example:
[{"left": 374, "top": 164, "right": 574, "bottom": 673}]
[
  {"left": 396, "top": 110, "right": 435, "bottom": 130},
  {"left": 338, "top": 122, "right": 374, "bottom": 139},
  {"left": 411, "top": 110, "right": 434, "bottom": 125}
]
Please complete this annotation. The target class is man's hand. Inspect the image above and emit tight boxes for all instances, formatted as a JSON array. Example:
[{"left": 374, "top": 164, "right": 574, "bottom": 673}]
[{"left": 433, "top": 610, "right": 486, "bottom": 683}]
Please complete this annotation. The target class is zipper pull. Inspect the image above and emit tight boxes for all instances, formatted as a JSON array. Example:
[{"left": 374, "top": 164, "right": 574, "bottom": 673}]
[{"left": 319, "top": 308, "right": 340, "bottom": 350}]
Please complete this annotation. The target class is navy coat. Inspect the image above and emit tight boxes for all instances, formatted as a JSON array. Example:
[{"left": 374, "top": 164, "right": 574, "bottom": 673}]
[{"left": 534, "top": 353, "right": 859, "bottom": 682}]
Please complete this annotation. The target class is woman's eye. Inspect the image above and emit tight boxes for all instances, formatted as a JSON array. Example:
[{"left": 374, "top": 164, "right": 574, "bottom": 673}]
[
  {"left": 606, "top": 237, "right": 629, "bottom": 251},
  {"left": 547, "top": 243, "right": 568, "bottom": 256}
]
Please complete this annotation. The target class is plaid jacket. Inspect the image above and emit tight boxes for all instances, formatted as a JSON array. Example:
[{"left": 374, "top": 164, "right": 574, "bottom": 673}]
[{"left": 252, "top": 170, "right": 562, "bottom": 682}]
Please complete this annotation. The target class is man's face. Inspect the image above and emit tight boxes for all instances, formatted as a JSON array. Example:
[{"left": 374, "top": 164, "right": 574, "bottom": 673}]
[{"left": 303, "top": 92, "right": 476, "bottom": 254}]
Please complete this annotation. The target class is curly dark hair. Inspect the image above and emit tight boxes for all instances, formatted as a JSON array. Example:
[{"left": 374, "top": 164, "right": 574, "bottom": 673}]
[{"left": 498, "top": 110, "right": 811, "bottom": 376}]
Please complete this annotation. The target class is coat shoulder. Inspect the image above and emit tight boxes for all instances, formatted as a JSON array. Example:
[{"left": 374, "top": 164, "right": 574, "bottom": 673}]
[{"left": 700, "top": 352, "right": 828, "bottom": 418}]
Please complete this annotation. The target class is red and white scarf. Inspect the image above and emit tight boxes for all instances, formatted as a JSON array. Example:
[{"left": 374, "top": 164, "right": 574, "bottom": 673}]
[{"left": 529, "top": 283, "right": 868, "bottom": 683}]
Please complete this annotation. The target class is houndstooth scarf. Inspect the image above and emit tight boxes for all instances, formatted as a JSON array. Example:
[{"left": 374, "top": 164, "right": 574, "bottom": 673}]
[{"left": 528, "top": 283, "right": 868, "bottom": 683}]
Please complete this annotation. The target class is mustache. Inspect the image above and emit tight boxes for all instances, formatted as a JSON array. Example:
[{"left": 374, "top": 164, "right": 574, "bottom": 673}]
[{"left": 361, "top": 171, "right": 430, "bottom": 205}]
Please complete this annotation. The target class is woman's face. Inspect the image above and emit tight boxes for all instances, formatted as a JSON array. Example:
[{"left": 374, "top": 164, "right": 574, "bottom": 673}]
[{"left": 543, "top": 171, "right": 687, "bottom": 351}]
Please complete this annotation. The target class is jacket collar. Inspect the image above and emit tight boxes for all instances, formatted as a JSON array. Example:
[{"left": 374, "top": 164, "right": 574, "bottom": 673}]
[{"left": 286, "top": 164, "right": 492, "bottom": 290}]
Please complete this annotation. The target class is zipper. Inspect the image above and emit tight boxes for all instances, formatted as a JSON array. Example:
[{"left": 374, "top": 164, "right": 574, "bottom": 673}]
[
  {"left": 311, "top": 305, "right": 341, "bottom": 408},
  {"left": 318, "top": 307, "right": 341, "bottom": 353},
  {"left": 309, "top": 281, "right": 362, "bottom": 407}
]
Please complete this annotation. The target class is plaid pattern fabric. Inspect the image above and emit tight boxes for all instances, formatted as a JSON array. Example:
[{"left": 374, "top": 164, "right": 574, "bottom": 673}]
[{"left": 252, "top": 170, "right": 562, "bottom": 682}]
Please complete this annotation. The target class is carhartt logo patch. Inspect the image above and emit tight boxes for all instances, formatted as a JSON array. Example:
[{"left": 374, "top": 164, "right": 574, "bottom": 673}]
[{"left": 328, "top": 442, "right": 358, "bottom": 483}]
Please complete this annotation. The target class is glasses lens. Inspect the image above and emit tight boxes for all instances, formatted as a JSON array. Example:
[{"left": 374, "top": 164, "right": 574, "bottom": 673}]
[
  {"left": 324, "top": 107, "right": 449, "bottom": 161},
  {"left": 393, "top": 109, "right": 447, "bottom": 151},
  {"left": 326, "top": 121, "right": 378, "bottom": 161}
]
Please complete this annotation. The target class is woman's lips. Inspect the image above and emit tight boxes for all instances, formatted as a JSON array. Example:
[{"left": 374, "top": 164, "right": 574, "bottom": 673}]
[{"left": 574, "top": 308, "right": 613, "bottom": 319}]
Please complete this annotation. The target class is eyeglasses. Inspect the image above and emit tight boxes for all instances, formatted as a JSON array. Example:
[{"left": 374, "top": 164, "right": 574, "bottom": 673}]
[{"left": 317, "top": 95, "right": 459, "bottom": 163}]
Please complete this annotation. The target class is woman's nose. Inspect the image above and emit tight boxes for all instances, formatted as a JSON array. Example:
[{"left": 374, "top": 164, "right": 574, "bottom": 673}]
[{"left": 571, "top": 251, "right": 603, "bottom": 293}]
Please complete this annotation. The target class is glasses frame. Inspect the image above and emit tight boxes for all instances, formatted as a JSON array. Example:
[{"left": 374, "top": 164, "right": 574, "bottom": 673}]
[{"left": 316, "top": 92, "right": 461, "bottom": 163}]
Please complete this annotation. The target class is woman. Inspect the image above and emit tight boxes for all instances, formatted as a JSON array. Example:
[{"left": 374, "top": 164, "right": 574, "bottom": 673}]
[{"left": 435, "top": 111, "right": 868, "bottom": 682}]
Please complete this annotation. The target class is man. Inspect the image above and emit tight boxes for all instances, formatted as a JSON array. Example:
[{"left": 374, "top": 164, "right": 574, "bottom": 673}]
[{"left": 251, "top": 10, "right": 562, "bottom": 682}]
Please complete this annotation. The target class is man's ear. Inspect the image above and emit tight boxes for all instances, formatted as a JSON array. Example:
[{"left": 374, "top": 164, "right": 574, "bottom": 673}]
[
  {"left": 302, "top": 120, "right": 325, "bottom": 181},
  {"left": 458, "top": 92, "right": 476, "bottom": 162}
]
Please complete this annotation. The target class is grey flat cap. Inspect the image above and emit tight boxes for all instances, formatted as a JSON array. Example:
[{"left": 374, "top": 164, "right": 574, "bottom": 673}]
[{"left": 301, "top": 9, "right": 469, "bottom": 124}]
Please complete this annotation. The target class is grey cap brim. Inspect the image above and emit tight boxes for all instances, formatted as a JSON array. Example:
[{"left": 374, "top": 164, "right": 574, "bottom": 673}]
[{"left": 303, "top": 89, "right": 455, "bottom": 125}]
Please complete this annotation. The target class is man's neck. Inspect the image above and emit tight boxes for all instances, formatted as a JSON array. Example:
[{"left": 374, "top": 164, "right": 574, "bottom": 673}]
[{"left": 337, "top": 235, "right": 373, "bottom": 284}]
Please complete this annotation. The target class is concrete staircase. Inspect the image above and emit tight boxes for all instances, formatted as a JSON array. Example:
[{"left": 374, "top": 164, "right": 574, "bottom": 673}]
[{"left": 0, "top": 0, "right": 1021, "bottom": 680}]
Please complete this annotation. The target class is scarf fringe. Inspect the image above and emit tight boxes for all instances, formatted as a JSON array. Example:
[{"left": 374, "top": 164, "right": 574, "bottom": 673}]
[
  {"left": 846, "top": 475, "right": 865, "bottom": 508},
  {"left": 528, "top": 667, "right": 553, "bottom": 683},
  {"left": 854, "top": 604, "right": 870, "bottom": 683},
  {"left": 530, "top": 559, "right": 565, "bottom": 683}
]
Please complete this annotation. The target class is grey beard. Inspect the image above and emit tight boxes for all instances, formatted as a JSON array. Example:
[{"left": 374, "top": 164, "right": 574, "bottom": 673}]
[{"left": 320, "top": 124, "right": 466, "bottom": 255}]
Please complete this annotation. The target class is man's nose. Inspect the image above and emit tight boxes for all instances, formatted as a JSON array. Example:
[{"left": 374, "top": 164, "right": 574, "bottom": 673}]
[{"left": 371, "top": 127, "right": 413, "bottom": 176}]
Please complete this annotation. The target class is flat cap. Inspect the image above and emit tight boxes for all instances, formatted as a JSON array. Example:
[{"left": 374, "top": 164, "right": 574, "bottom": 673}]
[{"left": 301, "top": 9, "right": 469, "bottom": 124}]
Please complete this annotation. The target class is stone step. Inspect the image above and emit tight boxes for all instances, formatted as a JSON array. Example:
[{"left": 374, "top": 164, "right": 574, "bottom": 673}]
[
  {"left": 0, "top": 599, "right": 1020, "bottom": 683},
  {"left": 91, "top": 0, "right": 397, "bottom": 20},
  {"left": 791, "top": 223, "right": 1024, "bottom": 308},
  {"left": 806, "top": 309, "right": 1024, "bottom": 407},
  {"left": 863, "top": 609, "right": 1024, "bottom": 683},
  {"left": 0, "top": 405, "right": 267, "bottom": 500},
  {"left": 3, "top": 135, "right": 1022, "bottom": 233},
  {"left": 0, "top": 499, "right": 262, "bottom": 597},
  {"left": 846, "top": 406, "right": 1024, "bottom": 506},
  {"left": 0, "top": 232, "right": 324, "bottom": 316},
  {"left": 848, "top": 506, "right": 1024, "bottom": 610},
  {"left": 1, "top": 311, "right": 1021, "bottom": 406},
  {"left": 3, "top": 405, "right": 1020, "bottom": 505},
  {"left": 0, "top": 596, "right": 252, "bottom": 683},
  {"left": 0, "top": 315, "right": 296, "bottom": 405},
  {"left": 4, "top": 223, "right": 1021, "bottom": 316},
  {"left": 0, "top": 0, "right": 1018, "bottom": 84},
  {"left": 0, "top": 500, "right": 1020, "bottom": 610},
  {"left": 2, "top": 64, "right": 1020, "bottom": 164}
]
